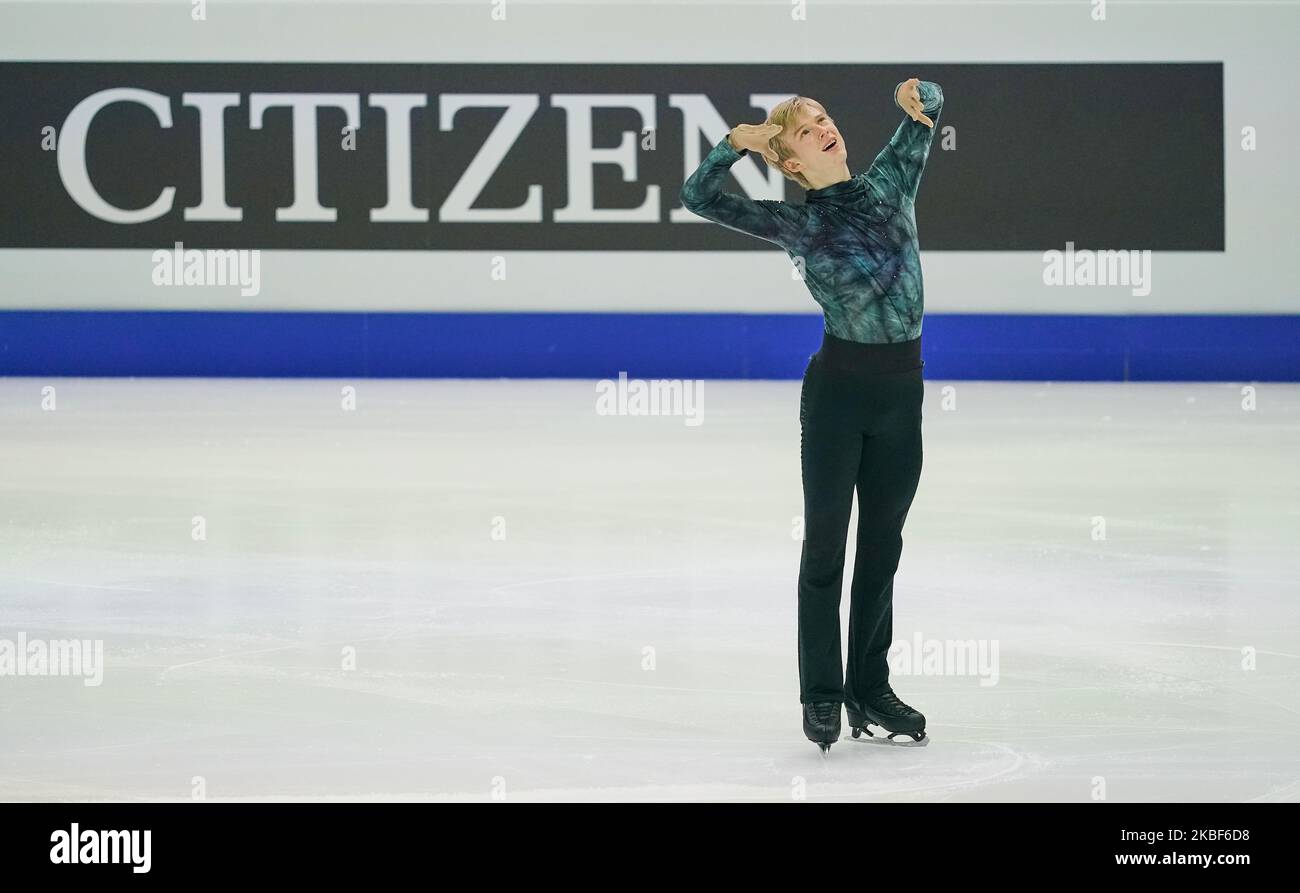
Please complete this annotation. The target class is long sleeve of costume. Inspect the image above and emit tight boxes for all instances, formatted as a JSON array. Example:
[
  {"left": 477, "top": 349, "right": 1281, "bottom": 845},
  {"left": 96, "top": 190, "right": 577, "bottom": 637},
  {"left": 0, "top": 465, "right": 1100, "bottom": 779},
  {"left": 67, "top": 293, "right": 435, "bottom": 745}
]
[
  {"left": 866, "top": 81, "right": 944, "bottom": 204},
  {"left": 680, "top": 135, "right": 809, "bottom": 249}
]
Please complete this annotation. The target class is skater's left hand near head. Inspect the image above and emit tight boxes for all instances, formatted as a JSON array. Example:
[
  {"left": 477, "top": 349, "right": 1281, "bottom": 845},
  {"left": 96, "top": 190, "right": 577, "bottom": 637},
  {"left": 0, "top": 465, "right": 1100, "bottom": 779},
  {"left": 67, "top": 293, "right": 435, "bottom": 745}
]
[{"left": 894, "top": 78, "right": 934, "bottom": 129}]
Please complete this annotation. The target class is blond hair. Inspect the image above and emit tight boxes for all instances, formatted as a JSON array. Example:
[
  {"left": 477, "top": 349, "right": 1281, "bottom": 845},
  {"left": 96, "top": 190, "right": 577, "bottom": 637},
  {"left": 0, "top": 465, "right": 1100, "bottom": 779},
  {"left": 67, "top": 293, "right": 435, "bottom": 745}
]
[{"left": 762, "top": 96, "right": 824, "bottom": 191}]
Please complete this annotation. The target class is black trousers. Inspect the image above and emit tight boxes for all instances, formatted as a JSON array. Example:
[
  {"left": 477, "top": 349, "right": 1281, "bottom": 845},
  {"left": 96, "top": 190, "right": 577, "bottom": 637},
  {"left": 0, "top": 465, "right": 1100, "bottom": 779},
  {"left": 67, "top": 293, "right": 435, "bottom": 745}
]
[{"left": 797, "top": 331, "right": 924, "bottom": 704}]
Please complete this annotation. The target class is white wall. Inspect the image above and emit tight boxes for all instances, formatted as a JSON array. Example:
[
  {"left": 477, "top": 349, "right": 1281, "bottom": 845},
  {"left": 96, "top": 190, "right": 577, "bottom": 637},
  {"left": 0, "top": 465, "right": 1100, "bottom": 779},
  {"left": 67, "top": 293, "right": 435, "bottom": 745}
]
[{"left": 1, "top": 0, "right": 1296, "bottom": 315}]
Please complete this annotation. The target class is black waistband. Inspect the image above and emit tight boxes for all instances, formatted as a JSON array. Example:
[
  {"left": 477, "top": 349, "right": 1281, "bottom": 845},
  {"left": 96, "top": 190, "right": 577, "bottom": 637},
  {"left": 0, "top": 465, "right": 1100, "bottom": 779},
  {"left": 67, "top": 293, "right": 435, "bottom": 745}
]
[{"left": 814, "top": 331, "right": 923, "bottom": 374}]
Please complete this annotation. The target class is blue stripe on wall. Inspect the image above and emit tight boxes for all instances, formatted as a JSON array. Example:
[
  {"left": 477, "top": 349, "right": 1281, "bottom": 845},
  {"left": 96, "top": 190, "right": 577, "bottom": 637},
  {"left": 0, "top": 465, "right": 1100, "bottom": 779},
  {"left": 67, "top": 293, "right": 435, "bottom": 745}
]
[{"left": 0, "top": 311, "right": 1296, "bottom": 381}]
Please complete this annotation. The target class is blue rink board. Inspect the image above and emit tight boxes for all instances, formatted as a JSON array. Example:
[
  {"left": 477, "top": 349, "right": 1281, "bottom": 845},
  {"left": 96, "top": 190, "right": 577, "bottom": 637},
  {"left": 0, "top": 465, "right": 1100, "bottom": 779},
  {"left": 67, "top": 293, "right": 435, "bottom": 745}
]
[{"left": 0, "top": 312, "right": 1295, "bottom": 381}]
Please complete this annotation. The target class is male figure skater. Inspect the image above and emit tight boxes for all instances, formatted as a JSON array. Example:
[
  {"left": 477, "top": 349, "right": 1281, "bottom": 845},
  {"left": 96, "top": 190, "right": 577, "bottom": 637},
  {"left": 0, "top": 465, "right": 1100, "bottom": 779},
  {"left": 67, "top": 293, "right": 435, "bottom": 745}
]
[{"left": 680, "top": 78, "right": 943, "bottom": 752}]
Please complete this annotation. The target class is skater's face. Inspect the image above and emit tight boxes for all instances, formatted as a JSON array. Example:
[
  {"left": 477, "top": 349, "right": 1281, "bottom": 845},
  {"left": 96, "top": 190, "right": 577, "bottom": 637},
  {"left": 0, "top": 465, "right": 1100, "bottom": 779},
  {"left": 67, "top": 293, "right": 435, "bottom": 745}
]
[{"left": 779, "top": 101, "right": 848, "bottom": 185}]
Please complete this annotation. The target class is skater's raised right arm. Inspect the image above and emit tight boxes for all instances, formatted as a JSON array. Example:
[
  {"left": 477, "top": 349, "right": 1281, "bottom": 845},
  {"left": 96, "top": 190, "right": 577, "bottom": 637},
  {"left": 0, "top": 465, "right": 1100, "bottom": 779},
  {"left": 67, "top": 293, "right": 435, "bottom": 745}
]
[{"left": 680, "top": 123, "right": 809, "bottom": 249}]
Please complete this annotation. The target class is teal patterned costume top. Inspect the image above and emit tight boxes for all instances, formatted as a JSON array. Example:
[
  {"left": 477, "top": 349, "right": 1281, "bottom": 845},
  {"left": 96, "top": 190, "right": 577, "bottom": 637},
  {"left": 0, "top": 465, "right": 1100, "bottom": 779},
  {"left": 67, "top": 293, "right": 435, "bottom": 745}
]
[{"left": 680, "top": 81, "right": 944, "bottom": 344}]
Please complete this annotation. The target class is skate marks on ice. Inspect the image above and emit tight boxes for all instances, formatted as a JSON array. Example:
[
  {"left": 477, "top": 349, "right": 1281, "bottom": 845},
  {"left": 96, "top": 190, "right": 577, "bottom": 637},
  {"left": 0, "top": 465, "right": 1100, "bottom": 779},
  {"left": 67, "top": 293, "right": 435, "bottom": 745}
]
[{"left": 804, "top": 736, "right": 1031, "bottom": 802}]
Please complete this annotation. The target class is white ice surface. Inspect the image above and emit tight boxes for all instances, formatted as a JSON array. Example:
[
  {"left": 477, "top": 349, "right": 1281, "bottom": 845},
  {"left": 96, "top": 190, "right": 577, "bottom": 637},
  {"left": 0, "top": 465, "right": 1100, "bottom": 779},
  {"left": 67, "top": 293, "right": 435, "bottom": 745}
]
[{"left": 1, "top": 377, "right": 1297, "bottom": 802}]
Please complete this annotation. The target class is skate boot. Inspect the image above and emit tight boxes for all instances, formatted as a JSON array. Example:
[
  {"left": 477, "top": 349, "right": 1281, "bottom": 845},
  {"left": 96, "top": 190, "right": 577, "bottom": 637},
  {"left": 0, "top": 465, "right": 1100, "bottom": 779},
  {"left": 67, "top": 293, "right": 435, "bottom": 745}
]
[
  {"left": 846, "top": 685, "right": 927, "bottom": 743},
  {"left": 802, "top": 701, "right": 842, "bottom": 755}
]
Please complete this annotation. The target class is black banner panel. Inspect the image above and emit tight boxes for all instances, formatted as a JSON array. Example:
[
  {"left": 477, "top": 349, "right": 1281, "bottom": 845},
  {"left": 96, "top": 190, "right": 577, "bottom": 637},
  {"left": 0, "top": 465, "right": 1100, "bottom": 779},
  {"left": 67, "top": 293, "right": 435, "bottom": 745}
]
[{"left": 0, "top": 62, "right": 1222, "bottom": 250}]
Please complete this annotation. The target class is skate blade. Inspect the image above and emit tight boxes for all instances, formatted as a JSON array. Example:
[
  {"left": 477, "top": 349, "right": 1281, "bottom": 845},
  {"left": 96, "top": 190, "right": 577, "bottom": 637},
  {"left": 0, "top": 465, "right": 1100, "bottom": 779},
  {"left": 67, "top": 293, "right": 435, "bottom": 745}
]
[{"left": 847, "top": 726, "right": 929, "bottom": 747}]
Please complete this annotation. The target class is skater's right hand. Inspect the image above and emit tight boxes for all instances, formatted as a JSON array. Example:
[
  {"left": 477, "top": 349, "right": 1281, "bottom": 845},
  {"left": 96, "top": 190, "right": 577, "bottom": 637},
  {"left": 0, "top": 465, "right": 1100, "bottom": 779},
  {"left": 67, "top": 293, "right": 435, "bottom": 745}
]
[{"left": 728, "top": 123, "right": 783, "bottom": 164}]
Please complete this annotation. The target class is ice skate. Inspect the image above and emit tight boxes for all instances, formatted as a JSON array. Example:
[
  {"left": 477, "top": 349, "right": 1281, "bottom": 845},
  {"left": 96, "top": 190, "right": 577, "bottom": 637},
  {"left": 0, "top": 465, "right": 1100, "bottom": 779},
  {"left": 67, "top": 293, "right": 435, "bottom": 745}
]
[
  {"left": 845, "top": 685, "right": 927, "bottom": 744},
  {"left": 802, "top": 701, "right": 842, "bottom": 755}
]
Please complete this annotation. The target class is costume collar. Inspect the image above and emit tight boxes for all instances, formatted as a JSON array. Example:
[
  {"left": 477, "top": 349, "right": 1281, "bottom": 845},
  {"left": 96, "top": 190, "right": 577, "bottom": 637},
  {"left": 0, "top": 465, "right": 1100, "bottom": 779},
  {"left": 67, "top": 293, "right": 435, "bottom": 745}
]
[{"left": 804, "top": 173, "right": 865, "bottom": 202}]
